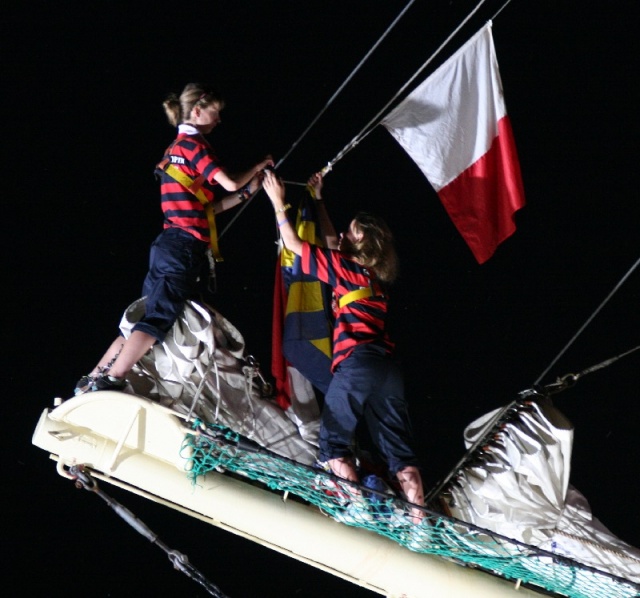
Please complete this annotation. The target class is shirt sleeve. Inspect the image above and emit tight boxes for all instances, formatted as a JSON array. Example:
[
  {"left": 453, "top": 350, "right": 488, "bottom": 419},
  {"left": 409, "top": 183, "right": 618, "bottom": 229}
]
[
  {"left": 200, "top": 150, "right": 222, "bottom": 182},
  {"left": 302, "top": 242, "right": 338, "bottom": 287},
  {"left": 190, "top": 138, "right": 223, "bottom": 182}
]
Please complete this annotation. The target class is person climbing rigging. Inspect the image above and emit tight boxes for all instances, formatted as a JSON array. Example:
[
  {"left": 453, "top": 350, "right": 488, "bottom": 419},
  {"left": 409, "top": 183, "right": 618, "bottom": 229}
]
[
  {"left": 74, "top": 82, "right": 274, "bottom": 395},
  {"left": 263, "top": 169, "right": 425, "bottom": 522}
]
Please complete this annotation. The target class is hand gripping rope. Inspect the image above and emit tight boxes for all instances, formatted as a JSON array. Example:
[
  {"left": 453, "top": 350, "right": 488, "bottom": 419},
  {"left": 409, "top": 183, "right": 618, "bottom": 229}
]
[{"left": 219, "top": 0, "right": 519, "bottom": 241}]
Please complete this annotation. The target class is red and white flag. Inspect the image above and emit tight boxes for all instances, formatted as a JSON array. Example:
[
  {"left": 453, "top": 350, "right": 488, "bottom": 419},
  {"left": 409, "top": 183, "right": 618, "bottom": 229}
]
[{"left": 382, "top": 22, "right": 525, "bottom": 263}]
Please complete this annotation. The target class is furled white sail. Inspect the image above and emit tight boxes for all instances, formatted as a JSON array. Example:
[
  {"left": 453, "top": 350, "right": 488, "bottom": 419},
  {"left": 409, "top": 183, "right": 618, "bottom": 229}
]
[
  {"left": 118, "top": 297, "right": 319, "bottom": 465},
  {"left": 440, "top": 398, "right": 640, "bottom": 582}
]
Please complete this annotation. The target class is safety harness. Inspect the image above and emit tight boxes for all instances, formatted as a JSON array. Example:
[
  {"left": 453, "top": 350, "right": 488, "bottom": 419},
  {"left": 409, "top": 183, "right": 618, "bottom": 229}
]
[
  {"left": 339, "top": 287, "right": 375, "bottom": 308},
  {"left": 156, "top": 151, "right": 223, "bottom": 262},
  {"left": 338, "top": 285, "right": 386, "bottom": 309}
]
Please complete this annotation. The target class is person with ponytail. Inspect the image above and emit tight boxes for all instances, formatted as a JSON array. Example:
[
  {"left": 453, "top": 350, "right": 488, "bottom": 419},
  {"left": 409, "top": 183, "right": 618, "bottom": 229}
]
[{"left": 74, "top": 83, "right": 273, "bottom": 395}]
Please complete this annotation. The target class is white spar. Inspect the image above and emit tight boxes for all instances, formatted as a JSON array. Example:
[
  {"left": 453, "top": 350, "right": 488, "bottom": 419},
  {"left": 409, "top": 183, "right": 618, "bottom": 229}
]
[{"left": 32, "top": 391, "right": 547, "bottom": 598}]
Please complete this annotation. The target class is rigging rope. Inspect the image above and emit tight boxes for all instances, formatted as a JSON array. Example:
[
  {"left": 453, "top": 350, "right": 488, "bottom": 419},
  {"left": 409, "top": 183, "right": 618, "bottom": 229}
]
[
  {"left": 426, "top": 329, "right": 640, "bottom": 506},
  {"left": 533, "top": 344, "right": 640, "bottom": 395},
  {"left": 322, "top": 0, "right": 492, "bottom": 172},
  {"left": 183, "top": 419, "right": 640, "bottom": 598},
  {"left": 219, "top": 0, "right": 416, "bottom": 240},
  {"left": 274, "top": 0, "right": 417, "bottom": 171},
  {"left": 220, "top": 0, "right": 517, "bottom": 238},
  {"left": 186, "top": 324, "right": 219, "bottom": 421},
  {"left": 534, "top": 256, "right": 640, "bottom": 386},
  {"left": 428, "top": 250, "right": 639, "bottom": 505},
  {"left": 67, "top": 464, "right": 229, "bottom": 598}
]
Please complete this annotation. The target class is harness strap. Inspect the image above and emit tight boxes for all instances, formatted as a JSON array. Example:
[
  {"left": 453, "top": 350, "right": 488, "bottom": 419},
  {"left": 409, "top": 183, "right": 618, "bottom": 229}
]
[
  {"left": 157, "top": 159, "right": 223, "bottom": 262},
  {"left": 339, "top": 287, "right": 378, "bottom": 309}
]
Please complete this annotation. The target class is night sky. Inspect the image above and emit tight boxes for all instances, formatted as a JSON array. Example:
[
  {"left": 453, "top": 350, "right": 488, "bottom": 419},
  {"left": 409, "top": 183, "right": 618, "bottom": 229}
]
[{"left": 6, "top": 1, "right": 640, "bottom": 596}]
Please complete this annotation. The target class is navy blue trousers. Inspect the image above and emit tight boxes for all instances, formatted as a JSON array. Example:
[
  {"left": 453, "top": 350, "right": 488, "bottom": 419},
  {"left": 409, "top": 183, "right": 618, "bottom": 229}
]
[
  {"left": 319, "top": 344, "right": 420, "bottom": 476},
  {"left": 133, "top": 227, "right": 208, "bottom": 342}
]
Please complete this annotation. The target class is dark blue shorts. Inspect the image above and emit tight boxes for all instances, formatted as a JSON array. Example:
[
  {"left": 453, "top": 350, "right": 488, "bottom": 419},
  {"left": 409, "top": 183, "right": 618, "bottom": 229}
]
[
  {"left": 319, "top": 344, "right": 419, "bottom": 475},
  {"left": 133, "top": 227, "right": 208, "bottom": 342}
]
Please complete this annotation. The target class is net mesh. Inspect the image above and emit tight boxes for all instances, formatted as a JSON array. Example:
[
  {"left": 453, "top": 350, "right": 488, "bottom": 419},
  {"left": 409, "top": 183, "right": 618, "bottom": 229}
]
[{"left": 182, "top": 421, "right": 640, "bottom": 598}]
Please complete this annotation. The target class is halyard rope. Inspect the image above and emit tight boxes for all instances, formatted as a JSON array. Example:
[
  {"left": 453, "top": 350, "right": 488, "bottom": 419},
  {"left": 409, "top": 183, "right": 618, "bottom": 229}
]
[
  {"left": 219, "top": 0, "right": 417, "bottom": 239},
  {"left": 534, "top": 256, "right": 640, "bottom": 386}
]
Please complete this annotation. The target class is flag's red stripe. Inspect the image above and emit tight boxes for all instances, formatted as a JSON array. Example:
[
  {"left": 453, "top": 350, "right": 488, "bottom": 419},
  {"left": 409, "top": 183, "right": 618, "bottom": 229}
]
[
  {"left": 438, "top": 116, "right": 526, "bottom": 263},
  {"left": 272, "top": 258, "right": 292, "bottom": 409}
]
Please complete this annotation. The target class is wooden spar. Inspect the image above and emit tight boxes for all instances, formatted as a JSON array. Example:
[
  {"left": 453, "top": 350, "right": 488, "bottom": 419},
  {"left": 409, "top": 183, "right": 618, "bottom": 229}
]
[{"left": 32, "top": 391, "right": 546, "bottom": 598}]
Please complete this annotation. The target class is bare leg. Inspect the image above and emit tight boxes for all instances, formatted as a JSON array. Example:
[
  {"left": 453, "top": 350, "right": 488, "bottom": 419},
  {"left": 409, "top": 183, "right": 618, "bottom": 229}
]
[
  {"left": 106, "top": 330, "right": 157, "bottom": 379},
  {"left": 89, "top": 337, "right": 127, "bottom": 375},
  {"left": 327, "top": 456, "right": 363, "bottom": 503},
  {"left": 328, "top": 456, "right": 359, "bottom": 483},
  {"left": 328, "top": 456, "right": 369, "bottom": 510},
  {"left": 396, "top": 465, "right": 425, "bottom": 523}
]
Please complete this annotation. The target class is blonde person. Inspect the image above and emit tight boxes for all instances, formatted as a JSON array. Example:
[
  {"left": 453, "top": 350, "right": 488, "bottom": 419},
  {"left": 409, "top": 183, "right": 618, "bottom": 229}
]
[{"left": 75, "top": 83, "right": 273, "bottom": 394}]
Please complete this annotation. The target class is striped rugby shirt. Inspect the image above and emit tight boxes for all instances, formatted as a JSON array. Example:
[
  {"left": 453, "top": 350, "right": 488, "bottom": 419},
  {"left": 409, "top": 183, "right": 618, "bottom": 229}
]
[
  {"left": 301, "top": 242, "right": 394, "bottom": 372},
  {"left": 158, "top": 132, "right": 223, "bottom": 244}
]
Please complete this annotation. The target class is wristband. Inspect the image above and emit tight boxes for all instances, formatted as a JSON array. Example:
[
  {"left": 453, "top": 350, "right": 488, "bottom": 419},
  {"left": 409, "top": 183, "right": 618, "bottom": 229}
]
[
  {"left": 277, "top": 218, "right": 289, "bottom": 227},
  {"left": 238, "top": 185, "right": 252, "bottom": 202}
]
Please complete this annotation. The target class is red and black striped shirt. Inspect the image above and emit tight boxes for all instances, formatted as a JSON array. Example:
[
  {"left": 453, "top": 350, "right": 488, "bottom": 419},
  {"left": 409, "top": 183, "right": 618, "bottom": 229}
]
[
  {"left": 302, "top": 242, "right": 394, "bottom": 371},
  {"left": 158, "top": 133, "right": 223, "bottom": 243}
]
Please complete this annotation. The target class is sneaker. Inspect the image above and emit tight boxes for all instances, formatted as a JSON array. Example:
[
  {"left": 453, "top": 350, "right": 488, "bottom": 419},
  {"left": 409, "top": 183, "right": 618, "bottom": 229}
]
[
  {"left": 333, "top": 500, "right": 374, "bottom": 526},
  {"left": 95, "top": 375, "right": 126, "bottom": 391},
  {"left": 312, "top": 461, "right": 352, "bottom": 506},
  {"left": 361, "top": 473, "right": 394, "bottom": 517},
  {"left": 388, "top": 509, "right": 415, "bottom": 529},
  {"left": 73, "top": 375, "right": 95, "bottom": 395},
  {"left": 404, "top": 519, "right": 434, "bottom": 552},
  {"left": 74, "top": 374, "right": 126, "bottom": 395}
]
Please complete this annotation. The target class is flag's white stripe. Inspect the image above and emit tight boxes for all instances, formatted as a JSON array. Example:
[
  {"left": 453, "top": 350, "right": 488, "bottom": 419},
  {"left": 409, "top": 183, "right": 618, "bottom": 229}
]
[{"left": 382, "top": 22, "right": 505, "bottom": 191}]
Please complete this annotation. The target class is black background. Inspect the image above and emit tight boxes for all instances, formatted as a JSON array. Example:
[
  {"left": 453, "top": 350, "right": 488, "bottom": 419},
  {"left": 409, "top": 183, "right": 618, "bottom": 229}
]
[{"left": 5, "top": 1, "right": 639, "bottom": 596}]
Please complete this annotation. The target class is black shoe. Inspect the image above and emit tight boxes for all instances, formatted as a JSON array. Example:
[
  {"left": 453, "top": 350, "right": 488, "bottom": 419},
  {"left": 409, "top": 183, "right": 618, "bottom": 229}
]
[
  {"left": 94, "top": 375, "right": 126, "bottom": 392},
  {"left": 74, "top": 374, "right": 126, "bottom": 395},
  {"left": 74, "top": 375, "right": 95, "bottom": 395}
]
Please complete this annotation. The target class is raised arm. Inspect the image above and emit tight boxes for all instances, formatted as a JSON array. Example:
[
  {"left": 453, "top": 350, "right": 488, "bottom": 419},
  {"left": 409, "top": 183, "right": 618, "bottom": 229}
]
[
  {"left": 213, "top": 155, "right": 274, "bottom": 214},
  {"left": 307, "top": 172, "right": 338, "bottom": 249},
  {"left": 213, "top": 155, "right": 274, "bottom": 191},
  {"left": 263, "top": 170, "right": 303, "bottom": 256}
]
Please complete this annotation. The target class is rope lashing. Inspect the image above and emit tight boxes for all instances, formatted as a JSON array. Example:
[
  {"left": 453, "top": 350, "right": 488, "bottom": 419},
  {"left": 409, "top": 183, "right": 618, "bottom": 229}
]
[{"left": 532, "top": 344, "right": 640, "bottom": 397}]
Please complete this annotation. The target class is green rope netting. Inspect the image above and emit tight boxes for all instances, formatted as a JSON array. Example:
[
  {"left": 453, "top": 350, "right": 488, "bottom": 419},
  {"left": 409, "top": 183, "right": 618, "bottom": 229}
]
[{"left": 180, "top": 421, "right": 640, "bottom": 598}]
